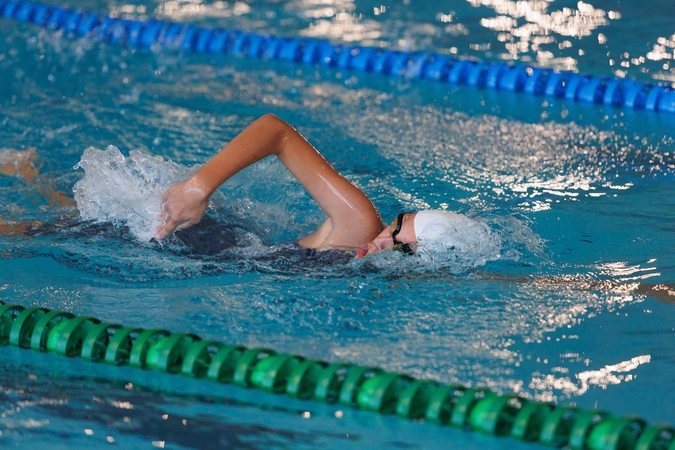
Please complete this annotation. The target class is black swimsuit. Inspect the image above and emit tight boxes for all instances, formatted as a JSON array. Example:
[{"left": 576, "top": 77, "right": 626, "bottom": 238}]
[{"left": 23, "top": 215, "right": 354, "bottom": 266}]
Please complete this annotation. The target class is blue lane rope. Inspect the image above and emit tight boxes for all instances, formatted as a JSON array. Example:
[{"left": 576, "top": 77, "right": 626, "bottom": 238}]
[{"left": 2, "top": 1, "right": 675, "bottom": 114}]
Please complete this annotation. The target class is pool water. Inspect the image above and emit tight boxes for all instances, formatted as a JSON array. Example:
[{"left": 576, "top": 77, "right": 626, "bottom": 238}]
[{"left": 1, "top": 0, "right": 675, "bottom": 448}]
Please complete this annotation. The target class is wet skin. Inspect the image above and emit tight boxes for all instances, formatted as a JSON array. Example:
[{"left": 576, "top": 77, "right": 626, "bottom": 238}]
[
  {"left": 356, "top": 213, "right": 417, "bottom": 259},
  {"left": 156, "top": 114, "right": 383, "bottom": 251}
]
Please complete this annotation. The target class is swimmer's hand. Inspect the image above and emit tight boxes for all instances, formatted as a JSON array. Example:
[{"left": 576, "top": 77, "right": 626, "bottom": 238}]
[{"left": 156, "top": 178, "right": 210, "bottom": 239}]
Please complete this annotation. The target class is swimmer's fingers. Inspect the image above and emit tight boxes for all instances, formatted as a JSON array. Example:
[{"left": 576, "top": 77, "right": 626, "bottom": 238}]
[
  {"left": 156, "top": 213, "right": 188, "bottom": 238},
  {"left": 155, "top": 179, "right": 209, "bottom": 239},
  {"left": 174, "top": 218, "right": 198, "bottom": 231},
  {"left": 155, "top": 184, "right": 186, "bottom": 238},
  {"left": 156, "top": 213, "right": 200, "bottom": 239},
  {"left": 155, "top": 207, "right": 184, "bottom": 239},
  {"left": 155, "top": 220, "right": 176, "bottom": 240}
]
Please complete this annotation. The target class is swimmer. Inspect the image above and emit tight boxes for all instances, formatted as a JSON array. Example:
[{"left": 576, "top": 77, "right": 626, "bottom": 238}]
[
  {"left": 1, "top": 121, "right": 673, "bottom": 304},
  {"left": 0, "top": 147, "right": 74, "bottom": 234},
  {"left": 156, "top": 123, "right": 675, "bottom": 303},
  {"left": 157, "top": 114, "right": 463, "bottom": 258}
]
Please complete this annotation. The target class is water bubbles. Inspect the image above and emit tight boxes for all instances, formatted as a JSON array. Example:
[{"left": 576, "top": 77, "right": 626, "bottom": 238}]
[{"left": 73, "top": 145, "right": 195, "bottom": 242}]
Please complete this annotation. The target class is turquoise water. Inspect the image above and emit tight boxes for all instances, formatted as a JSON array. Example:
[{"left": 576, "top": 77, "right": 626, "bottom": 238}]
[{"left": 1, "top": 0, "right": 675, "bottom": 448}]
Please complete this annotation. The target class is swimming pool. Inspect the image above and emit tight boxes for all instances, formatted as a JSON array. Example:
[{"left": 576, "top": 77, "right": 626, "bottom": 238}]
[{"left": 1, "top": 0, "right": 674, "bottom": 448}]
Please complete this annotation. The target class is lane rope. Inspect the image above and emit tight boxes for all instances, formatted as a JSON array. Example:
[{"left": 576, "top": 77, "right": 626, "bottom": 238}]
[
  {"left": 1, "top": 3, "right": 674, "bottom": 445},
  {"left": 1, "top": 1, "right": 675, "bottom": 114},
  {"left": 1, "top": 300, "right": 673, "bottom": 449}
]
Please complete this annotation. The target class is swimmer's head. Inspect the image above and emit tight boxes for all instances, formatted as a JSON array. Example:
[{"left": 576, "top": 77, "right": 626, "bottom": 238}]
[{"left": 356, "top": 209, "right": 465, "bottom": 258}]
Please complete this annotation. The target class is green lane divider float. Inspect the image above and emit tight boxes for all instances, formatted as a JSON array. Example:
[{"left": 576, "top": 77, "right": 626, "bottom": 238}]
[{"left": 1, "top": 301, "right": 673, "bottom": 449}]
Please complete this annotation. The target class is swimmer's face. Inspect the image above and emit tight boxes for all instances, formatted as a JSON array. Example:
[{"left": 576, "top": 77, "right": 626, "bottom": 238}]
[{"left": 356, "top": 213, "right": 417, "bottom": 258}]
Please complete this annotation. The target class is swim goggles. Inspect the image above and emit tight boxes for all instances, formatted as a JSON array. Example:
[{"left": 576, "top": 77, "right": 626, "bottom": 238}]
[{"left": 390, "top": 213, "right": 415, "bottom": 255}]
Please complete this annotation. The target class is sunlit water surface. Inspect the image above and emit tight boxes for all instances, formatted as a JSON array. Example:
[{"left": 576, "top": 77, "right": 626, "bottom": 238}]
[{"left": 1, "top": 0, "right": 675, "bottom": 448}]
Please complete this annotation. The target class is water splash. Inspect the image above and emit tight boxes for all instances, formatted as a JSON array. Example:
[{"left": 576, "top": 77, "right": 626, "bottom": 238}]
[
  {"left": 68, "top": 145, "right": 540, "bottom": 277},
  {"left": 73, "top": 145, "right": 195, "bottom": 242}
]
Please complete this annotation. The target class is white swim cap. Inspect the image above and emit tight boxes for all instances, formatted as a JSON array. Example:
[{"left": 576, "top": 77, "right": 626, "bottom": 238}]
[
  {"left": 413, "top": 210, "right": 472, "bottom": 242},
  {"left": 410, "top": 210, "right": 501, "bottom": 270}
]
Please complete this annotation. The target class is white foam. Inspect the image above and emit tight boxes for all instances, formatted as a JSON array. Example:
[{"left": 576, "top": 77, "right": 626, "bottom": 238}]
[{"left": 73, "top": 145, "right": 195, "bottom": 242}]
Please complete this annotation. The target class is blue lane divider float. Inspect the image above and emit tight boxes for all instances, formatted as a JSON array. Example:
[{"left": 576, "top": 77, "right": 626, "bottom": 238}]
[{"left": 2, "top": 0, "right": 675, "bottom": 115}]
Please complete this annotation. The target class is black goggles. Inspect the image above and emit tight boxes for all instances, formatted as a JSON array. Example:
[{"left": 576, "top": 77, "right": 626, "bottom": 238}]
[{"left": 390, "top": 212, "right": 415, "bottom": 255}]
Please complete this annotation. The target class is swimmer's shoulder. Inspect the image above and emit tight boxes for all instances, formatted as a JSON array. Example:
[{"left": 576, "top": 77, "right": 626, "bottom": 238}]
[
  {"left": 296, "top": 218, "right": 336, "bottom": 249},
  {"left": 298, "top": 216, "right": 382, "bottom": 251}
]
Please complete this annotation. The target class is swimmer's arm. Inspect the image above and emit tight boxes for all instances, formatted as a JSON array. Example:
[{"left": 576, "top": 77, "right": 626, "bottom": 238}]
[
  {"left": 469, "top": 269, "right": 675, "bottom": 305},
  {"left": 634, "top": 282, "right": 675, "bottom": 305},
  {"left": 157, "top": 114, "right": 383, "bottom": 245}
]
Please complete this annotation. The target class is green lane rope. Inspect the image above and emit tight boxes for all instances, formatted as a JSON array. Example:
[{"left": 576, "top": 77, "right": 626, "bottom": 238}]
[{"left": 1, "top": 300, "right": 673, "bottom": 449}]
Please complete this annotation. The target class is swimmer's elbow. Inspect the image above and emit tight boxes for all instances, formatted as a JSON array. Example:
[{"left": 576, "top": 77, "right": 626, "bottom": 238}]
[
  {"left": 259, "top": 113, "right": 291, "bottom": 134},
  {"left": 260, "top": 113, "right": 280, "bottom": 123},
  {"left": 256, "top": 114, "right": 302, "bottom": 153}
]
